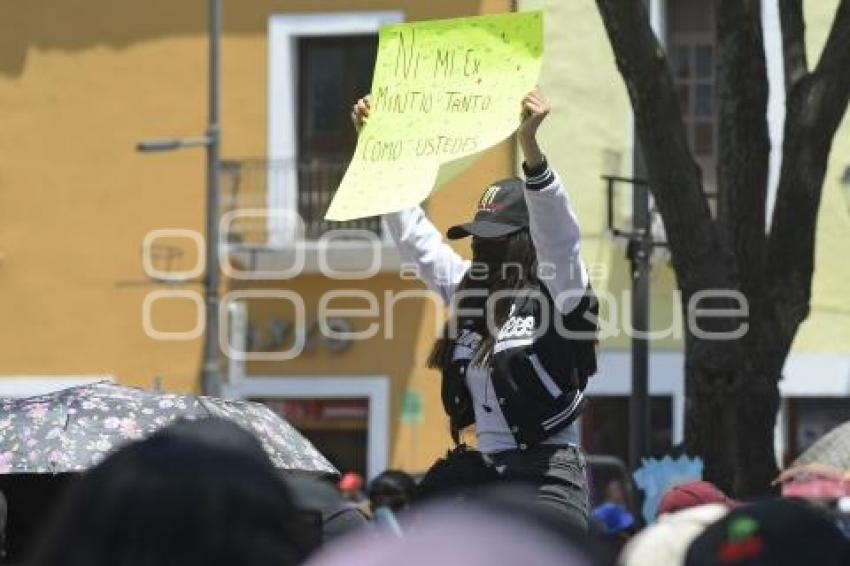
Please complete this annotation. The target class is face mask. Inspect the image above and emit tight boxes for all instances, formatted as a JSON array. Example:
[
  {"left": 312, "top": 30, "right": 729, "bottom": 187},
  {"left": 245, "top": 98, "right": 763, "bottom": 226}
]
[{"left": 471, "top": 237, "right": 507, "bottom": 283}]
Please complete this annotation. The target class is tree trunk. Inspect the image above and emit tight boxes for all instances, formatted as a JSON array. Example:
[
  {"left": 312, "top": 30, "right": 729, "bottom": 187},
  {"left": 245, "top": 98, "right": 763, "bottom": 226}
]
[
  {"left": 684, "top": 336, "right": 781, "bottom": 497},
  {"left": 595, "top": 0, "right": 850, "bottom": 498}
]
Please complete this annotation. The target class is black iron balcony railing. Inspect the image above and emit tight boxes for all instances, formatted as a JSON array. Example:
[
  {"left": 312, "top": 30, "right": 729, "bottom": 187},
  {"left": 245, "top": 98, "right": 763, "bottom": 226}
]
[{"left": 221, "top": 158, "right": 383, "bottom": 243}]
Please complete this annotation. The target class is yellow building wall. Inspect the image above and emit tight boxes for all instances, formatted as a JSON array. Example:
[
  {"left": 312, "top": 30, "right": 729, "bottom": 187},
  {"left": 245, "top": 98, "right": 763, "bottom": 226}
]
[{"left": 0, "top": 1, "right": 514, "bottom": 472}]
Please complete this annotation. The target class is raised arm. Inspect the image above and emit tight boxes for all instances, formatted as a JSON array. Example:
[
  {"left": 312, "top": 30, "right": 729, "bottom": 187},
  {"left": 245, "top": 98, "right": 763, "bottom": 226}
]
[
  {"left": 383, "top": 207, "right": 470, "bottom": 304},
  {"left": 518, "top": 90, "right": 589, "bottom": 314}
]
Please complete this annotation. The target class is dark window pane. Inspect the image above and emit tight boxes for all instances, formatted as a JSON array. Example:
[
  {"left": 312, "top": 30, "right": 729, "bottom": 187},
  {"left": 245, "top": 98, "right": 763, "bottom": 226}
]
[
  {"left": 296, "top": 35, "right": 380, "bottom": 238},
  {"left": 672, "top": 45, "right": 692, "bottom": 78},
  {"left": 694, "top": 83, "right": 713, "bottom": 116},
  {"left": 668, "top": 0, "right": 714, "bottom": 34},
  {"left": 694, "top": 121, "right": 714, "bottom": 155},
  {"left": 677, "top": 83, "right": 690, "bottom": 115},
  {"left": 695, "top": 45, "right": 713, "bottom": 78},
  {"left": 298, "top": 35, "right": 377, "bottom": 158},
  {"left": 352, "top": 43, "right": 378, "bottom": 96},
  {"left": 305, "top": 47, "right": 346, "bottom": 135}
]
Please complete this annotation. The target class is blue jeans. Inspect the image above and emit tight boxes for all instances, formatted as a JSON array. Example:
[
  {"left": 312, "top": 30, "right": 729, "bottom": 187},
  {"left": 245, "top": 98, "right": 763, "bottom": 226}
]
[{"left": 488, "top": 444, "right": 589, "bottom": 531}]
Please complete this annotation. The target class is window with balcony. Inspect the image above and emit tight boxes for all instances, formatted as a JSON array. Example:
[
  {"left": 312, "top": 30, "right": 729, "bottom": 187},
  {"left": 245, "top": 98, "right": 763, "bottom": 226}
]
[{"left": 226, "top": 12, "right": 405, "bottom": 272}]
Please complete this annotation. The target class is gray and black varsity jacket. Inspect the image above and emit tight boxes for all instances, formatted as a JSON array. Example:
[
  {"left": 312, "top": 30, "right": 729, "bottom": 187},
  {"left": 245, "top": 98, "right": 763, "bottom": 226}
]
[{"left": 384, "top": 160, "right": 598, "bottom": 449}]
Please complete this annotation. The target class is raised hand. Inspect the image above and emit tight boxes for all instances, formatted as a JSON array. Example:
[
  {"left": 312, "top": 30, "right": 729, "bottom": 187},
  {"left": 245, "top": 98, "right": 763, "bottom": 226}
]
[
  {"left": 518, "top": 89, "right": 550, "bottom": 169},
  {"left": 350, "top": 95, "right": 371, "bottom": 133},
  {"left": 518, "top": 88, "right": 550, "bottom": 142}
]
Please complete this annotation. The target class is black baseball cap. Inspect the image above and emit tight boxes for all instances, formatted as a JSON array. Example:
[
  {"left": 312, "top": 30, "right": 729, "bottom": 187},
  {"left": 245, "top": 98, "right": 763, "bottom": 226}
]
[
  {"left": 447, "top": 178, "right": 529, "bottom": 240},
  {"left": 685, "top": 499, "right": 849, "bottom": 566}
]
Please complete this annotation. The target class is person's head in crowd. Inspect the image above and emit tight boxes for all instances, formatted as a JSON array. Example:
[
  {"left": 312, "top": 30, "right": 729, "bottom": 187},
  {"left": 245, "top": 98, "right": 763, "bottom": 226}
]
[
  {"left": 338, "top": 472, "right": 365, "bottom": 502},
  {"left": 415, "top": 447, "right": 501, "bottom": 503},
  {"left": 304, "top": 498, "right": 597, "bottom": 566},
  {"left": 428, "top": 177, "right": 543, "bottom": 371},
  {"left": 685, "top": 498, "right": 850, "bottom": 566},
  {"left": 604, "top": 479, "right": 629, "bottom": 508},
  {"left": 367, "top": 470, "right": 416, "bottom": 514},
  {"left": 657, "top": 480, "right": 735, "bottom": 516},
  {"left": 591, "top": 502, "right": 635, "bottom": 557},
  {"left": 618, "top": 503, "right": 729, "bottom": 566},
  {"left": 32, "top": 418, "right": 307, "bottom": 566},
  {"left": 284, "top": 474, "right": 369, "bottom": 545},
  {"left": 778, "top": 467, "right": 850, "bottom": 500}
]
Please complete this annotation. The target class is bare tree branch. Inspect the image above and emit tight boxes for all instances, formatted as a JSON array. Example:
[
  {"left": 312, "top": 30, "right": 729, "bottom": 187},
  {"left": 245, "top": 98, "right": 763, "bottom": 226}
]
[
  {"left": 813, "top": 0, "right": 850, "bottom": 92},
  {"left": 766, "top": 0, "right": 850, "bottom": 361},
  {"left": 715, "top": 0, "right": 770, "bottom": 298},
  {"left": 779, "top": 0, "right": 808, "bottom": 91},
  {"left": 594, "top": 0, "right": 723, "bottom": 296},
  {"left": 595, "top": 0, "right": 848, "bottom": 499}
]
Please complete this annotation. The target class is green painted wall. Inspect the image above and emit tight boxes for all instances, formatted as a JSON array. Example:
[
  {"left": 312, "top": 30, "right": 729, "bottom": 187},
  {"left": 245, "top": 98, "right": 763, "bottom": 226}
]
[
  {"left": 518, "top": 0, "right": 682, "bottom": 351},
  {"left": 792, "top": 0, "right": 850, "bottom": 353}
]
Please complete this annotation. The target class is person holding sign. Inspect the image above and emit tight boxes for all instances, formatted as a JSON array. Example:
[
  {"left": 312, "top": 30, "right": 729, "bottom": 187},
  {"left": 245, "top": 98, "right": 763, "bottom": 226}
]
[{"left": 351, "top": 90, "right": 598, "bottom": 530}]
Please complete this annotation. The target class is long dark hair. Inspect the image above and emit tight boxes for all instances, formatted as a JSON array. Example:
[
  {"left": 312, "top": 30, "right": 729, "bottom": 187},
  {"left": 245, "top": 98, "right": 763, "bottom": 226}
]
[{"left": 428, "top": 228, "right": 538, "bottom": 371}]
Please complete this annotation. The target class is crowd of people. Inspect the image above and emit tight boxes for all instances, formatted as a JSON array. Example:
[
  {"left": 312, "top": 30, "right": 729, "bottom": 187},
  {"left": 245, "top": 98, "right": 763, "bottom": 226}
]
[
  {"left": 1, "top": 416, "right": 849, "bottom": 565},
  {"left": 1, "top": 89, "right": 847, "bottom": 564}
]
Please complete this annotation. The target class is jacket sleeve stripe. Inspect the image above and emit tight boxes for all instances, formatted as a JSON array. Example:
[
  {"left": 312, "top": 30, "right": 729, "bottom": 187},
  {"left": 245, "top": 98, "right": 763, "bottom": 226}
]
[
  {"left": 542, "top": 390, "right": 584, "bottom": 430},
  {"left": 528, "top": 353, "right": 564, "bottom": 398}
]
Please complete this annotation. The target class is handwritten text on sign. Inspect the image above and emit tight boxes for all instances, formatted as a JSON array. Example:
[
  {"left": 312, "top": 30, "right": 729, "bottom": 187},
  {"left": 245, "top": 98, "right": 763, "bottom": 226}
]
[{"left": 325, "top": 12, "right": 543, "bottom": 221}]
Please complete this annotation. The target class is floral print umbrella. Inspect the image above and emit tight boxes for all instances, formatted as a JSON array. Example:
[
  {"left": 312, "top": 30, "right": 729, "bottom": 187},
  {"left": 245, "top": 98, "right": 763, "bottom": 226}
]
[{"left": 0, "top": 382, "right": 336, "bottom": 476}]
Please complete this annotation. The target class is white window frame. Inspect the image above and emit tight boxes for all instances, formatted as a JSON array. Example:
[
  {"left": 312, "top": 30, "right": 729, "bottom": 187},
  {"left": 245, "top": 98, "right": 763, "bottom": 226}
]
[
  {"left": 267, "top": 11, "right": 404, "bottom": 246},
  {"left": 223, "top": 375, "right": 390, "bottom": 479}
]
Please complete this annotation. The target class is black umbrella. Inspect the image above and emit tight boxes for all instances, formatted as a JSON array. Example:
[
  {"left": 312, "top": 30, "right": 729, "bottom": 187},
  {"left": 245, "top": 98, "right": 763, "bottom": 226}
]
[{"left": 0, "top": 381, "right": 336, "bottom": 475}]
